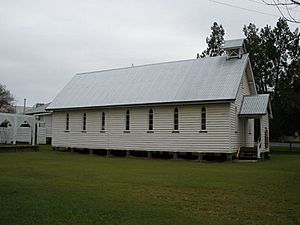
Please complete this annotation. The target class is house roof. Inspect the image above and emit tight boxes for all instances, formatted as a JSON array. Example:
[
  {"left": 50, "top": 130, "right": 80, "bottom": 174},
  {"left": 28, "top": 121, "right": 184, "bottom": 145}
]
[
  {"left": 239, "top": 94, "right": 270, "bottom": 116},
  {"left": 48, "top": 54, "right": 251, "bottom": 110},
  {"left": 26, "top": 103, "right": 51, "bottom": 115},
  {"left": 14, "top": 106, "right": 33, "bottom": 114},
  {"left": 223, "top": 39, "right": 245, "bottom": 49}
]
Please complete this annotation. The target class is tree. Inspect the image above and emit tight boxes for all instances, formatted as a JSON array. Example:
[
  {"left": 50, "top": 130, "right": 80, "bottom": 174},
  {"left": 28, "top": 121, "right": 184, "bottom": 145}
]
[
  {"left": 262, "top": 0, "right": 300, "bottom": 23},
  {"left": 244, "top": 18, "right": 299, "bottom": 138},
  {"left": 273, "top": 27, "right": 300, "bottom": 136},
  {"left": 243, "top": 23, "right": 271, "bottom": 93},
  {"left": 201, "top": 22, "right": 225, "bottom": 57},
  {"left": 202, "top": 19, "right": 299, "bottom": 138},
  {"left": 272, "top": 18, "right": 293, "bottom": 99},
  {"left": 0, "top": 84, "right": 15, "bottom": 113},
  {"left": 244, "top": 19, "right": 293, "bottom": 96}
]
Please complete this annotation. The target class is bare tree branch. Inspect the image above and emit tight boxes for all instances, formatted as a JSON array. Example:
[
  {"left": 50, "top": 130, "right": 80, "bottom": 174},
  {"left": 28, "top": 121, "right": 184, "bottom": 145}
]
[
  {"left": 290, "top": 0, "right": 300, "bottom": 5},
  {"left": 263, "top": 0, "right": 300, "bottom": 6},
  {"left": 262, "top": 0, "right": 300, "bottom": 23}
]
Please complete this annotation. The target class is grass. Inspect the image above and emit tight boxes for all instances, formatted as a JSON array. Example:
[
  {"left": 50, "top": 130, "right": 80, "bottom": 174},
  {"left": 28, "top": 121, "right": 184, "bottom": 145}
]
[
  {"left": 271, "top": 145, "right": 300, "bottom": 153},
  {"left": 0, "top": 145, "right": 299, "bottom": 225}
]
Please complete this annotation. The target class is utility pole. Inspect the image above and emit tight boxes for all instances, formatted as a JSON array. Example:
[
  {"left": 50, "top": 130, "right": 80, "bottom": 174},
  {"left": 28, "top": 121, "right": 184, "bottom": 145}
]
[{"left": 23, "top": 98, "right": 26, "bottom": 114}]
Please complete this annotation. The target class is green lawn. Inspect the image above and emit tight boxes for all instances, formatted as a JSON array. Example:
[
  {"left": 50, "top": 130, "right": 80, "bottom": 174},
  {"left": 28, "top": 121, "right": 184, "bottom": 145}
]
[
  {"left": 271, "top": 145, "right": 300, "bottom": 153},
  {"left": 0, "top": 146, "right": 299, "bottom": 225}
]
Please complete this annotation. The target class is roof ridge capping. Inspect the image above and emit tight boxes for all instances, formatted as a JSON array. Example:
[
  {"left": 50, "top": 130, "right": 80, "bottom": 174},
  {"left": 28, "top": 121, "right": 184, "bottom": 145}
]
[
  {"left": 222, "top": 38, "right": 246, "bottom": 49},
  {"left": 75, "top": 57, "right": 226, "bottom": 76}
]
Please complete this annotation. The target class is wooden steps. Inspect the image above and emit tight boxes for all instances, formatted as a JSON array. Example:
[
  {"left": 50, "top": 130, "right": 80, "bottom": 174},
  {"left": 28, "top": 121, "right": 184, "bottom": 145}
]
[{"left": 238, "top": 147, "right": 257, "bottom": 160}]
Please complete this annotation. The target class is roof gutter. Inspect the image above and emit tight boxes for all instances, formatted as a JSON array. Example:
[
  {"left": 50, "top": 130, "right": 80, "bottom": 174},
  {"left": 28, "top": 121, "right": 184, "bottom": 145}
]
[
  {"left": 47, "top": 99, "right": 235, "bottom": 112},
  {"left": 238, "top": 113, "right": 266, "bottom": 118},
  {"left": 26, "top": 112, "right": 52, "bottom": 116}
]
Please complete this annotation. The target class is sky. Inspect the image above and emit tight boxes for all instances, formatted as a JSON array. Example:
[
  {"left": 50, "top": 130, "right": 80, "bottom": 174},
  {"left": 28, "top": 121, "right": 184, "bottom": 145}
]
[{"left": 0, "top": 0, "right": 299, "bottom": 107}]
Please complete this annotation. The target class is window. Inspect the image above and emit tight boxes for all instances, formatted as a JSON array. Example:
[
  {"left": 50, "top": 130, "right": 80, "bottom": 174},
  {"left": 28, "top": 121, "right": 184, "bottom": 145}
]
[
  {"left": 125, "top": 110, "right": 130, "bottom": 130},
  {"left": 101, "top": 112, "right": 105, "bottom": 130},
  {"left": 66, "top": 113, "right": 69, "bottom": 130},
  {"left": 174, "top": 108, "right": 179, "bottom": 130},
  {"left": 20, "top": 121, "right": 30, "bottom": 127},
  {"left": 0, "top": 119, "right": 11, "bottom": 127},
  {"left": 148, "top": 109, "right": 153, "bottom": 130},
  {"left": 248, "top": 119, "right": 251, "bottom": 134},
  {"left": 82, "top": 113, "right": 86, "bottom": 131},
  {"left": 201, "top": 107, "right": 206, "bottom": 130}
]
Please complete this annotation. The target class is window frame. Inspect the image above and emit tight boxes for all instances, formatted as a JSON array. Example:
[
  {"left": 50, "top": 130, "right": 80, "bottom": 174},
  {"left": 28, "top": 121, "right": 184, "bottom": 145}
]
[
  {"left": 173, "top": 107, "right": 179, "bottom": 131},
  {"left": 101, "top": 112, "right": 106, "bottom": 131},
  {"left": 201, "top": 107, "right": 206, "bottom": 131},
  {"left": 148, "top": 109, "right": 154, "bottom": 131},
  {"left": 65, "top": 113, "right": 69, "bottom": 131},
  {"left": 82, "top": 113, "right": 87, "bottom": 131},
  {"left": 125, "top": 110, "right": 130, "bottom": 131}
]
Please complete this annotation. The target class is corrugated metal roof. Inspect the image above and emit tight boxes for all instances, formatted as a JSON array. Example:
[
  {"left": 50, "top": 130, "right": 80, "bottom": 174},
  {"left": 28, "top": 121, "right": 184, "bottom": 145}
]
[
  {"left": 14, "top": 106, "right": 33, "bottom": 114},
  {"left": 48, "top": 54, "right": 250, "bottom": 110},
  {"left": 26, "top": 103, "right": 51, "bottom": 115},
  {"left": 223, "top": 39, "right": 245, "bottom": 49},
  {"left": 239, "top": 94, "right": 270, "bottom": 115}
]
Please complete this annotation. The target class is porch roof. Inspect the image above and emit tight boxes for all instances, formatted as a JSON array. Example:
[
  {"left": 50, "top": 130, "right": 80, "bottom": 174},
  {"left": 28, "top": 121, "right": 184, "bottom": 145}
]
[{"left": 239, "top": 94, "right": 271, "bottom": 117}]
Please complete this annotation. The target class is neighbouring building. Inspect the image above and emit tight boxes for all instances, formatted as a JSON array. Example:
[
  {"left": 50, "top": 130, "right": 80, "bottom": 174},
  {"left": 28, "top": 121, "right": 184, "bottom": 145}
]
[
  {"left": 0, "top": 113, "right": 35, "bottom": 145},
  {"left": 47, "top": 39, "right": 272, "bottom": 160},
  {"left": 26, "top": 103, "right": 52, "bottom": 144},
  {"left": 14, "top": 106, "right": 33, "bottom": 114}
]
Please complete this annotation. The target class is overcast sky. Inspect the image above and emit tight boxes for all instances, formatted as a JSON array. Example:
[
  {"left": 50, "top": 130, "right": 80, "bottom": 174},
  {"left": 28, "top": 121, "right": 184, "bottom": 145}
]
[{"left": 1, "top": 0, "right": 299, "bottom": 107}]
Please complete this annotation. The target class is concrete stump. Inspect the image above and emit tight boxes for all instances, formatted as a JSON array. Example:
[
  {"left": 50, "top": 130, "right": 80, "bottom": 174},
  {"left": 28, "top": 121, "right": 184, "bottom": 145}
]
[
  {"left": 226, "top": 154, "right": 233, "bottom": 162},
  {"left": 126, "top": 150, "right": 130, "bottom": 157},
  {"left": 89, "top": 149, "right": 93, "bottom": 155},
  {"left": 107, "top": 150, "right": 111, "bottom": 157},
  {"left": 147, "top": 151, "right": 152, "bottom": 159},
  {"left": 197, "top": 153, "right": 204, "bottom": 162},
  {"left": 173, "top": 152, "right": 179, "bottom": 160}
]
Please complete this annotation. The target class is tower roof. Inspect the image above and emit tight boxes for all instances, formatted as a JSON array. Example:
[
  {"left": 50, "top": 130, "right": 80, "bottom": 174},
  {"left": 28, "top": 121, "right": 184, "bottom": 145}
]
[{"left": 222, "top": 39, "right": 245, "bottom": 49}]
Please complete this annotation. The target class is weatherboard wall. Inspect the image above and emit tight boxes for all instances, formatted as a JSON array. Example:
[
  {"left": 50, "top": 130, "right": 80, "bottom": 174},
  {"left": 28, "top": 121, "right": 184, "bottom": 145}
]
[
  {"left": 52, "top": 103, "right": 234, "bottom": 153},
  {"left": 37, "top": 127, "right": 46, "bottom": 144},
  {"left": 44, "top": 114, "right": 52, "bottom": 138},
  {"left": 229, "top": 69, "right": 254, "bottom": 152},
  {"left": 260, "top": 114, "right": 269, "bottom": 153}
]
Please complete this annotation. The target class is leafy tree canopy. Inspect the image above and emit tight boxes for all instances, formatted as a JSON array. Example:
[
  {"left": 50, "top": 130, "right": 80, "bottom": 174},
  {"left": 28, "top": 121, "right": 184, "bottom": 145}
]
[
  {"left": 0, "top": 84, "right": 15, "bottom": 113},
  {"left": 201, "top": 22, "right": 225, "bottom": 57},
  {"left": 202, "top": 18, "right": 300, "bottom": 138}
]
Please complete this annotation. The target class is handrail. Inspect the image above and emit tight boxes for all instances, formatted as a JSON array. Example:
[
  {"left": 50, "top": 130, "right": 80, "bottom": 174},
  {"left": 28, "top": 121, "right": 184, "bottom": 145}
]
[
  {"left": 257, "top": 136, "right": 261, "bottom": 158},
  {"left": 236, "top": 147, "right": 241, "bottom": 158}
]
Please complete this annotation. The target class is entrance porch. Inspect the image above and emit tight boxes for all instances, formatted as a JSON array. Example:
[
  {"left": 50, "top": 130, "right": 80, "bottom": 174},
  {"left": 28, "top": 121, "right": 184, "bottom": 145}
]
[{"left": 237, "top": 94, "right": 272, "bottom": 160}]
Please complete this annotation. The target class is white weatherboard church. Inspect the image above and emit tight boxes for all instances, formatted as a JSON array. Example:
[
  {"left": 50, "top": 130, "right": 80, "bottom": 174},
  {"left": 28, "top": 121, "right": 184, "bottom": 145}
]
[{"left": 48, "top": 39, "right": 272, "bottom": 161}]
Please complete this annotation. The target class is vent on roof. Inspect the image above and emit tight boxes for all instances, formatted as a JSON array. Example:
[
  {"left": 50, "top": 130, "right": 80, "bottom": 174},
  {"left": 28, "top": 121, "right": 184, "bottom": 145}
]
[{"left": 222, "top": 39, "right": 247, "bottom": 60}]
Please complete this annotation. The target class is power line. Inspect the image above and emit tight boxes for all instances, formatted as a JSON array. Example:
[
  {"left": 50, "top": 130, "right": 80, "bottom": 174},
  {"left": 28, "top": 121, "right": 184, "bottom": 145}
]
[
  {"left": 247, "top": 0, "right": 300, "bottom": 12},
  {"left": 247, "top": 0, "right": 266, "bottom": 5},
  {"left": 208, "top": 0, "right": 281, "bottom": 17}
]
